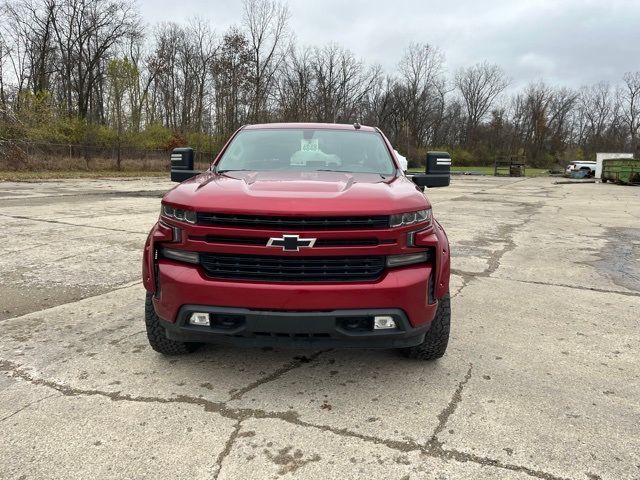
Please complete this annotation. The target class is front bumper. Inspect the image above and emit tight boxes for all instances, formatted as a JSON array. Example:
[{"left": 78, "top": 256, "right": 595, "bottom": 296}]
[
  {"left": 153, "top": 260, "right": 437, "bottom": 330},
  {"left": 160, "top": 306, "right": 430, "bottom": 348}
]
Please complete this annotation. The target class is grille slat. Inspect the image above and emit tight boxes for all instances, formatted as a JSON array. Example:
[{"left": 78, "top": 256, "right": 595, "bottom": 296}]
[
  {"left": 208, "top": 264, "right": 379, "bottom": 272},
  {"left": 209, "top": 257, "right": 380, "bottom": 266},
  {"left": 196, "top": 213, "right": 389, "bottom": 230},
  {"left": 200, "top": 253, "right": 385, "bottom": 282},
  {"left": 191, "top": 235, "right": 380, "bottom": 247}
]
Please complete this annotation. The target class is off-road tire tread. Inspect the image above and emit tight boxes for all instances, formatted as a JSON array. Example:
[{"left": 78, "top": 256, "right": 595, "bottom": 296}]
[
  {"left": 145, "top": 292, "right": 199, "bottom": 355},
  {"left": 402, "top": 292, "right": 450, "bottom": 360}
]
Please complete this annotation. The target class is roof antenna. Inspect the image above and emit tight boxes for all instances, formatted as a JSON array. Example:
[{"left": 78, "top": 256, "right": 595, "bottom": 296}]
[{"left": 353, "top": 122, "right": 361, "bottom": 130}]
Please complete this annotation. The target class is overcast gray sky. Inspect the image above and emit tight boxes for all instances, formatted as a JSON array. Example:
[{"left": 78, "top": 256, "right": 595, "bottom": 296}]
[{"left": 138, "top": 0, "right": 640, "bottom": 89}]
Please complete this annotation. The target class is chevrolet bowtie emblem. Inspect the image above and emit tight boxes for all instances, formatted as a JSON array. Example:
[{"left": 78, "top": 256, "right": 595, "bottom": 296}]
[{"left": 266, "top": 235, "right": 317, "bottom": 252}]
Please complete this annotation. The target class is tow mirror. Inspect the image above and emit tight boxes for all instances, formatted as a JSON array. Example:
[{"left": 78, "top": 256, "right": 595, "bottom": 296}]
[
  {"left": 411, "top": 151, "right": 451, "bottom": 189},
  {"left": 170, "top": 147, "right": 199, "bottom": 182}
]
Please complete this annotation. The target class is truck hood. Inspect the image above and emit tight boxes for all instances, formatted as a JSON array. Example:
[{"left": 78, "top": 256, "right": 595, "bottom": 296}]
[{"left": 163, "top": 170, "right": 429, "bottom": 216}]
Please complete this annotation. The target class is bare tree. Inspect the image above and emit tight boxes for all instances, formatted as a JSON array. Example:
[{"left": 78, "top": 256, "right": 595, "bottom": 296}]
[
  {"left": 0, "top": 32, "right": 8, "bottom": 111},
  {"left": 48, "top": 0, "right": 141, "bottom": 119},
  {"left": 1, "top": 1, "right": 638, "bottom": 170},
  {"left": 309, "top": 44, "right": 380, "bottom": 123},
  {"left": 361, "top": 75, "right": 399, "bottom": 134},
  {"left": 455, "top": 61, "right": 510, "bottom": 144},
  {"left": 509, "top": 82, "right": 578, "bottom": 164},
  {"left": 212, "top": 27, "right": 252, "bottom": 135},
  {"left": 397, "top": 42, "right": 446, "bottom": 152},
  {"left": 189, "top": 19, "right": 217, "bottom": 133},
  {"left": 578, "top": 81, "right": 619, "bottom": 152},
  {"left": 277, "top": 45, "right": 313, "bottom": 121},
  {"left": 0, "top": 1, "right": 33, "bottom": 109},
  {"left": 1, "top": 0, "right": 57, "bottom": 97},
  {"left": 621, "top": 72, "right": 640, "bottom": 153},
  {"left": 242, "top": 0, "right": 290, "bottom": 122},
  {"left": 150, "top": 21, "right": 216, "bottom": 132},
  {"left": 120, "top": 34, "right": 158, "bottom": 133}
]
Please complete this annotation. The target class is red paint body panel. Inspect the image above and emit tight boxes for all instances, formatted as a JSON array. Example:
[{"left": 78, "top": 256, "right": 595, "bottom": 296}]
[
  {"left": 153, "top": 260, "right": 437, "bottom": 328},
  {"left": 142, "top": 123, "right": 451, "bottom": 342},
  {"left": 414, "top": 220, "right": 450, "bottom": 299},
  {"left": 164, "top": 171, "right": 429, "bottom": 216},
  {"left": 142, "top": 222, "right": 174, "bottom": 292}
]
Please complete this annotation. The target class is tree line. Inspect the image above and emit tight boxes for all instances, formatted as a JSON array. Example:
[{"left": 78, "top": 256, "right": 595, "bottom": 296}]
[{"left": 0, "top": 0, "right": 638, "bottom": 168}]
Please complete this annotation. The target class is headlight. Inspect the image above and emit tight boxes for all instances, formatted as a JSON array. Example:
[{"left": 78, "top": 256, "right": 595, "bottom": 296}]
[
  {"left": 161, "top": 248, "right": 199, "bottom": 264},
  {"left": 161, "top": 204, "right": 197, "bottom": 224},
  {"left": 390, "top": 209, "right": 431, "bottom": 228}
]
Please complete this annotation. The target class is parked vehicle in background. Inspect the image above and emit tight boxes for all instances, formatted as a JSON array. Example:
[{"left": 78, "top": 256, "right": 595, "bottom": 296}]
[
  {"left": 143, "top": 123, "right": 452, "bottom": 360},
  {"left": 565, "top": 161, "right": 596, "bottom": 176}
]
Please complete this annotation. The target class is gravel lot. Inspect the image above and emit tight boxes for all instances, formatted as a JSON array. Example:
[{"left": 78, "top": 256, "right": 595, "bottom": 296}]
[{"left": 0, "top": 175, "right": 638, "bottom": 480}]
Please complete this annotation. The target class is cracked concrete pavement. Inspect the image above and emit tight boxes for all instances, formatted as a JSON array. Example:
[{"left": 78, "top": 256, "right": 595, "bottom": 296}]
[{"left": 0, "top": 176, "right": 638, "bottom": 480}]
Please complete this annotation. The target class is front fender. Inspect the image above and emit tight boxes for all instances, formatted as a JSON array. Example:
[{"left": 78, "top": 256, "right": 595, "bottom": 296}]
[
  {"left": 142, "top": 222, "right": 175, "bottom": 293},
  {"left": 432, "top": 219, "right": 450, "bottom": 298},
  {"left": 412, "top": 219, "right": 450, "bottom": 300}
]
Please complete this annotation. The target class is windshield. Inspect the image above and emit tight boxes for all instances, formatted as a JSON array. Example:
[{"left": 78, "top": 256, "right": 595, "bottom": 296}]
[{"left": 215, "top": 128, "right": 396, "bottom": 175}]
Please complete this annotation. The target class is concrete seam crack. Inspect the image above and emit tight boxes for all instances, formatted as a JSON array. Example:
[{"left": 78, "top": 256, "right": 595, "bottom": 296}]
[
  {"left": 497, "top": 277, "right": 640, "bottom": 298},
  {"left": 451, "top": 269, "right": 640, "bottom": 298},
  {"left": 0, "top": 358, "right": 573, "bottom": 480},
  {"left": 450, "top": 270, "right": 475, "bottom": 298},
  {"left": 0, "top": 190, "right": 166, "bottom": 201},
  {"left": 0, "top": 393, "right": 61, "bottom": 423},
  {"left": 484, "top": 204, "right": 542, "bottom": 276},
  {"left": 229, "top": 349, "right": 329, "bottom": 401},
  {"left": 450, "top": 201, "right": 544, "bottom": 297},
  {"left": 213, "top": 420, "right": 243, "bottom": 480},
  {"left": 0, "top": 213, "right": 146, "bottom": 235},
  {"left": 422, "top": 363, "right": 574, "bottom": 480},
  {"left": 424, "top": 445, "right": 573, "bottom": 480},
  {"left": 108, "top": 329, "right": 146, "bottom": 345},
  {"left": 430, "top": 364, "right": 473, "bottom": 440}
]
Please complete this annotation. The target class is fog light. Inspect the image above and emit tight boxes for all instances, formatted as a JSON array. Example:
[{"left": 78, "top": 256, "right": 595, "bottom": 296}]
[
  {"left": 189, "top": 312, "right": 210, "bottom": 326},
  {"left": 373, "top": 315, "right": 397, "bottom": 330}
]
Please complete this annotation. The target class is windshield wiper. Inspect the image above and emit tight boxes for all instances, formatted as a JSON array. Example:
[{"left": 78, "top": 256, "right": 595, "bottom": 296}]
[
  {"left": 315, "top": 169, "right": 388, "bottom": 176},
  {"left": 216, "top": 169, "right": 251, "bottom": 174}
]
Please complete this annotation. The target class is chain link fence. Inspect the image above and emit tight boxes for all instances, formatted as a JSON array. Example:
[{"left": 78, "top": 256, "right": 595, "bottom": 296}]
[{"left": 0, "top": 140, "right": 214, "bottom": 171}]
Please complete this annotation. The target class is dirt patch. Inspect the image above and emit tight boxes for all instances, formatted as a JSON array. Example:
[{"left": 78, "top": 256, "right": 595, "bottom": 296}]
[{"left": 264, "top": 446, "right": 321, "bottom": 475}]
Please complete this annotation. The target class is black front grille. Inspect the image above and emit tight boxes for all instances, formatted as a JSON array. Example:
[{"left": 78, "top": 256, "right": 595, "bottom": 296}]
[
  {"left": 196, "top": 213, "right": 389, "bottom": 230},
  {"left": 200, "top": 253, "right": 385, "bottom": 282}
]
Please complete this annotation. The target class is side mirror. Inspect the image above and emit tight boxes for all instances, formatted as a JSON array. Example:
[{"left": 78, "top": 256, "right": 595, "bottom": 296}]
[
  {"left": 411, "top": 151, "right": 451, "bottom": 188},
  {"left": 170, "top": 147, "right": 199, "bottom": 182}
]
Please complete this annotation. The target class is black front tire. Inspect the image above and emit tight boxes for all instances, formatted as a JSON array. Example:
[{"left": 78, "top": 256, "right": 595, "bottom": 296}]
[
  {"left": 145, "top": 292, "right": 200, "bottom": 355},
  {"left": 401, "top": 292, "right": 451, "bottom": 360}
]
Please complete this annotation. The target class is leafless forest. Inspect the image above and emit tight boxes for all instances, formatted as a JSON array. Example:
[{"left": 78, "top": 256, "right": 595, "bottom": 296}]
[{"left": 0, "top": 0, "right": 638, "bottom": 170}]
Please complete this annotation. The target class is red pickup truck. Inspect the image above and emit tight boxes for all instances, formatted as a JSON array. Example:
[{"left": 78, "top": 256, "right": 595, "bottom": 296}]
[{"left": 142, "top": 123, "right": 451, "bottom": 360}]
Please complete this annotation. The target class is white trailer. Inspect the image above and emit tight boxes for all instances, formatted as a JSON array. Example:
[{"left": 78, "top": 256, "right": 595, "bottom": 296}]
[{"left": 596, "top": 153, "right": 634, "bottom": 179}]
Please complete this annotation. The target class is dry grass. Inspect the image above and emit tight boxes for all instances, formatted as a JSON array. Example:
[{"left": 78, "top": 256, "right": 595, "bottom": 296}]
[
  {"left": 408, "top": 166, "right": 550, "bottom": 177},
  {"left": 0, "top": 152, "right": 212, "bottom": 181},
  {"left": 0, "top": 170, "right": 169, "bottom": 181},
  {"left": 0, "top": 149, "right": 212, "bottom": 172}
]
